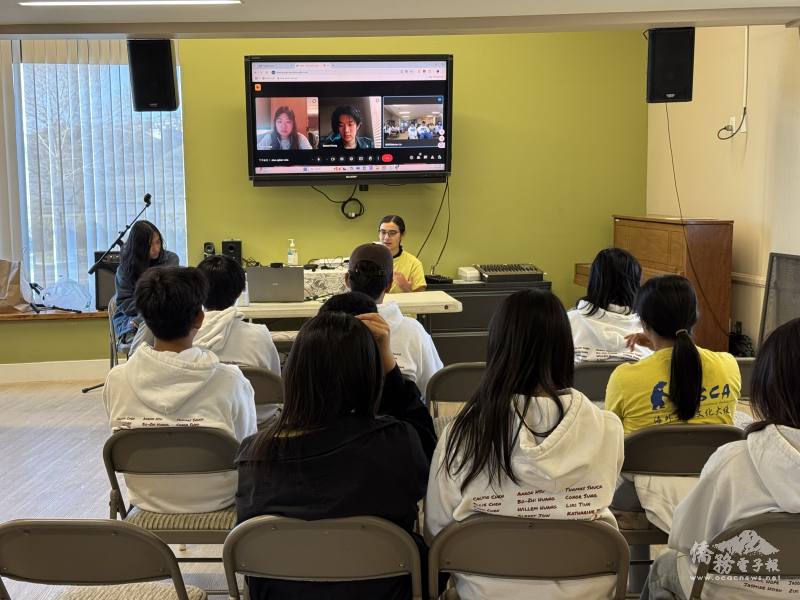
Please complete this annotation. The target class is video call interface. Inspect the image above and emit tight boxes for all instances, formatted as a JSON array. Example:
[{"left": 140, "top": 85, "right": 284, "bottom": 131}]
[{"left": 249, "top": 60, "right": 450, "bottom": 175}]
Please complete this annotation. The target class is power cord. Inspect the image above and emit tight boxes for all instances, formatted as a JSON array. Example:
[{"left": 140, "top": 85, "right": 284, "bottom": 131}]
[
  {"left": 431, "top": 181, "right": 452, "bottom": 274},
  {"left": 311, "top": 184, "right": 365, "bottom": 220},
  {"left": 417, "top": 179, "right": 449, "bottom": 259},
  {"left": 665, "top": 104, "right": 730, "bottom": 339},
  {"left": 717, "top": 26, "right": 749, "bottom": 141}
]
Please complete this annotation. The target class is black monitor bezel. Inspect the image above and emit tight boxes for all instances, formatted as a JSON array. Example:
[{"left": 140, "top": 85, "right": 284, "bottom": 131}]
[{"left": 245, "top": 54, "right": 453, "bottom": 186}]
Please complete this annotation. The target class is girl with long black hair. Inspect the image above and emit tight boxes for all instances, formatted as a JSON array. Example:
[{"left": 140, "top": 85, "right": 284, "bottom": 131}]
[
  {"left": 643, "top": 318, "right": 800, "bottom": 600},
  {"left": 426, "top": 289, "right": 624, "bottom": 599},
  {"left": 112, "top": 220, "right": 178, "bottom": 341},
  {"left": 568, "top": 247, "right": 652, "bottom": 362}
]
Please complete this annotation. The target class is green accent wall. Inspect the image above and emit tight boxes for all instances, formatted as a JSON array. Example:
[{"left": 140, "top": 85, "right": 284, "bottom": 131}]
[{"left": 0, "top": 31, "right": 647, "bottom": 364}]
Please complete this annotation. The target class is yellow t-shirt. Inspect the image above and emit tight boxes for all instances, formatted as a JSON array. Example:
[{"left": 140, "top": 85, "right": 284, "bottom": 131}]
[
  {"left": 605, "top": 347, "right": 741, "bottom": 434},
  {"left": 390, "top": 249, "right": 426, "bottom": 293}
]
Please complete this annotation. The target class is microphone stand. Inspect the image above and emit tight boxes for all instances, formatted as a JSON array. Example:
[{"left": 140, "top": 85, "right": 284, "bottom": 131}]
[
  {"left": 88, "top": 193, "right": 151, "bottom": 276},
  {"left": 82, "top": 193, "right": 151, "bottom": 394}
]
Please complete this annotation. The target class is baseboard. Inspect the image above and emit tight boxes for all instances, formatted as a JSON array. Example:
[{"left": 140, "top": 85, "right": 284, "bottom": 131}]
[{"left": 0, "top": 359, "right": 110, "bottom": 384}]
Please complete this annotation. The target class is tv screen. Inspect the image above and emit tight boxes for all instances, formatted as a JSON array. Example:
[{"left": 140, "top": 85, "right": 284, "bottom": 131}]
[{"left": 245, "top": 55, "right": 453, "bottom": 186}]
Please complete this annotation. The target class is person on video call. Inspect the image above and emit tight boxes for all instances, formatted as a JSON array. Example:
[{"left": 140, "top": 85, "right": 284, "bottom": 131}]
[
  {"left": 320, "top": 105, "right": 374, "bottom": 150},
  {"left": 256, "top": 106, "right": 312, "bottom": 150},
  {"left": 379, "top": 215, "right": 426, "bottom": 293}
]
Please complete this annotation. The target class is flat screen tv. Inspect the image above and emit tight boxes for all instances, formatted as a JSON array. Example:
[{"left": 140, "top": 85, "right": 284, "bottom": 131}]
[{"left": 245, "top": 55, "right": 453, "bottom": 186}]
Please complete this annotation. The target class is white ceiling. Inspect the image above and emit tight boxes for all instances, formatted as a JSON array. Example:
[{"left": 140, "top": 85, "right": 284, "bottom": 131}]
[{"left": 2, "top": 0, "right": 800, "bottom": 37}]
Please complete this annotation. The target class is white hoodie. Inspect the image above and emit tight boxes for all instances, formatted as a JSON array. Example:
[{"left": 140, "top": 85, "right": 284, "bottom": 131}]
[
  {"left": 103, "top": 344, "right": 257, "bottom": 513},
  {"left": 378, "top": 301, "right": 443, "bottom": 397},
  {"left": 192, "top": 306, "right": 280, "bottom": 375},
  {"left": 568, "top": 300, "right": 652, "bottom": 362},
  {"left": 425, "top": 389, "right": 625, "bottom": 599},
  {"left": 670, "top": 425, "right": 800, "bottom": 599}
]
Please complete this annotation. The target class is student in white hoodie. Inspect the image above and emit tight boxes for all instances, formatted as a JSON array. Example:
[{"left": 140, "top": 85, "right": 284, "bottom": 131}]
[
  {"left": 569, "top": 247, "right": 652, "bottom": 362},
  {"left": 426, "top": 289, "right": 625, "bottom": 600},
  {"left": 345, "top": 242, "right": 442, "bottom": 397},
  {"left": 642, "top": 318, "right": 800, "bottom": 600},
  {"left": 194, "top": 254, "right": 280, "bottom": 373},
  {"left": 103, "top": 266, "right": 256, "bottom": 514}
]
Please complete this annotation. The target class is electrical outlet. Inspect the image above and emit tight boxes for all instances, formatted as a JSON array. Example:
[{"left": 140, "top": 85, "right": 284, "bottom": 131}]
[{"left": 729, "top": 116, "right": 737, "bottom": 132}]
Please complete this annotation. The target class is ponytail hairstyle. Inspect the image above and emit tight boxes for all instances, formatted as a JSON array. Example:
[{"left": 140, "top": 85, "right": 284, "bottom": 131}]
[
  {"left": 581, "top": 247, "right": 642, "bottom": 316},
  {"left": 444, "top": 289, "right": 574, "bottom": 492},
  {"left": 635, "top": 275, "right": 701, "bottom": 421},
  {"left": 746, "top": 318, "right": 800, "bottom": 435}
]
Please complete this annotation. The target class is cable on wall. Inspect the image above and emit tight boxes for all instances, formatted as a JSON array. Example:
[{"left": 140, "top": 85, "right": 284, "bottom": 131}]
[{"left": 717, "top": 26, "right": 750, "bottom": 141}]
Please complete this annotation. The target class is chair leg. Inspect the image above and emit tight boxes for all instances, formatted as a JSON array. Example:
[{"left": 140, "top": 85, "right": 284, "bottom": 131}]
[
  {"left": 628, "top": 544, "right": 651, "bottom": 595},
  {"left": 81, "top": 382, "right": 104, "bottom": 393}
]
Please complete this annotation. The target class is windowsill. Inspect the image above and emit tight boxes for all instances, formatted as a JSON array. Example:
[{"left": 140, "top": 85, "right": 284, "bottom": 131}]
[{"left": 0, "top": 310, "right": 107, "bottom": 322}]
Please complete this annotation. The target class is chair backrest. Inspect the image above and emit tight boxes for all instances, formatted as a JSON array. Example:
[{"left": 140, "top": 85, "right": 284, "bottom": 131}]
[
  {"left": 573, "top": 360, "right": 629, "bottom": 405},
  {"left": 428, "top": 515, "right": 630, "bottom": 600},
  {"left": 426, "top": 362, "right": 485, "bottom": 417},
  {"left": 0, "top": 519, "right": 192, "bottom": 599},
  {"left": 689, "top": 512, "right": 800, "bottom": 599},
  {"left": 622, "top": 424, "right": 745, "bottom": 476},
  {"left": 736, "top": 356, "right": 756, "bottom": 403},
  {"left": 239, "top": 365, "right": 283, "bottom": 405},
  {"left": 223, "top": 515, "right": 422, "bottom": 600}
]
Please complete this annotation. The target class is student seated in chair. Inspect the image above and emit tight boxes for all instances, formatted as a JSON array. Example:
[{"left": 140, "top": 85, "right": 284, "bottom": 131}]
[
  {"left": 605, "top": 275, "right": 741, "bottom": 532},
  {"left": 194, "top": 254, "right": 280, "bottom": 374},
  {"left": 568, "top": 247, "right": 652, "bottom": 362},
  {"left": 345, "top": 242, "right": 443, "bottom": 398},
  {"left": 642, "top": 318, "right": 800, "bottom": 600},
  {"left": 103, "top": 266, "right": 256, "bottom": 514},
  {"left": 235, "top": 310, "right": 430, "bottom": 600},
  {"left": 425, "top": 289, "right": 625, "bottom": 600}
]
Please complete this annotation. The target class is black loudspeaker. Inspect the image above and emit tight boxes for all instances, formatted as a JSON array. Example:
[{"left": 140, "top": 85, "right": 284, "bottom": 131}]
[
  {"left": 127, "top": 39, "right": 179, "bottom": 112},
  {"left": 94, "top": 251, "right": 121, "bottom": 311},
  {"left": 203, "top": 241, "right": 215, "bottom": 259},
  {"left": 222, "top": 240, "right": 242, "bottom": 266},
  {"left": 647, "top": 27, "right": 695, "bottom": 103}
]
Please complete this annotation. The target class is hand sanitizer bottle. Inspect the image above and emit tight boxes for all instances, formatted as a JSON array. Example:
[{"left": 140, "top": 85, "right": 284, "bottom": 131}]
[{"left": 287, "top": 238, "right": 299, "bottom": 266}]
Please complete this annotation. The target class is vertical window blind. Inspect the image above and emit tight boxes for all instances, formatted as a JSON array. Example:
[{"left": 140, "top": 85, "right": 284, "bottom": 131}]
[{"left": 16, "top": 39, "right": 187, "bottom": 305}]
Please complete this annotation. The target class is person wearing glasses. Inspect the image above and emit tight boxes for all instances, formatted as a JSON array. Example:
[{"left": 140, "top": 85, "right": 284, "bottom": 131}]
[{"left": 378, "top": 215, "right": 426, "bottom": 293}]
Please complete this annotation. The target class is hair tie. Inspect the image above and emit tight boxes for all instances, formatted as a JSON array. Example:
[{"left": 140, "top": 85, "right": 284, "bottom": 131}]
[{"left": 675, "top": 329, "right": 689, "bottom": 336}]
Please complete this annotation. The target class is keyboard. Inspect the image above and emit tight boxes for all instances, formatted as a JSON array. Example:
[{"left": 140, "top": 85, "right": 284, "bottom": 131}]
[{"left": 475, "top": 263, "right": 544, "bottom": 283}]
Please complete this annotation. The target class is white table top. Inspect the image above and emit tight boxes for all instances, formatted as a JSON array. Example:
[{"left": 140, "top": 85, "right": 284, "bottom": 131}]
[{"left": 239, "top": 290, "right": 462, "bottom": 319}]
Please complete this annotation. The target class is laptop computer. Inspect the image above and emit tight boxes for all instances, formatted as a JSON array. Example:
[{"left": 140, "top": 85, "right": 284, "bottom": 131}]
[{"left": 246, "top": 266, "right": 305, "bottom": 303}]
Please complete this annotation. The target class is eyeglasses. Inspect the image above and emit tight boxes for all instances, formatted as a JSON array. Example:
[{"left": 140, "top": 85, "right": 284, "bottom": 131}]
[{"left": 379, "top": 229, "right": 400, "bottom": 237}]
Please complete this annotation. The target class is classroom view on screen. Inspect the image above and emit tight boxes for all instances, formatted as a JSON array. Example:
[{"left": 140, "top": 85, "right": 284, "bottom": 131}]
[{"left": 246, "top": 57, "right": 452, "bottom": 183}]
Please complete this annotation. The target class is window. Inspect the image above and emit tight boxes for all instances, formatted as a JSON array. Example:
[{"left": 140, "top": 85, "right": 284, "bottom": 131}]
[{"left": 15, "top": 40, "right": 187, "bottom": 308}]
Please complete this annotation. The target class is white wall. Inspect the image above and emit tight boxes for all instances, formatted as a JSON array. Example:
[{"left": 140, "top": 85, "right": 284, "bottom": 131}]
[{"left": 647, "top": 25, "right": 800, "bottom": 343}]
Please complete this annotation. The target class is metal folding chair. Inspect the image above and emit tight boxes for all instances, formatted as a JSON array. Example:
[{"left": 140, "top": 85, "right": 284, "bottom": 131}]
[
  {"left": 425, "top": 362, "right": 485, "bottom": 437},
  {"left": 238, "top": 365, "right": 283, "bottom": 429}
]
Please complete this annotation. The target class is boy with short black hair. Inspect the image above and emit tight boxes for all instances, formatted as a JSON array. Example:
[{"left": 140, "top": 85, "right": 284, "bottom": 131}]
[
  {"left": 103, "top": 265, "right": 256, "bottom": 514},
  {"left": 346, "top": 243, "right": 443, "bottom": 398},
  {"left": 194, "top": 255, "right": 280, "bottom": 374}
]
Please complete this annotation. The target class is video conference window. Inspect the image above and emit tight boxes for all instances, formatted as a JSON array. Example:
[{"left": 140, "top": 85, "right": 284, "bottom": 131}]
[
  {"left": 383, "top": 96, "right": 446, "bottom": 148},
  {"left": 318, "top": 97, "right": 382, "bottom": 150},
  {"left": 255, "top": 97, "right": 320, "bottom": 150}
]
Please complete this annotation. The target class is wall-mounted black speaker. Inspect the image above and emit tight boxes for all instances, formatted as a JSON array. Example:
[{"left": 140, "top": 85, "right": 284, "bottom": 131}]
[
  {"left": 127, "top": 39, "right": 179, "bottom": 112},
  {"left": 94, "top": 251, "right": 121, "bottom": 311},
  {"left": 222, "top": 240, "right": 242, "bottom": 266},
  {"left": 647, "top": 27, "right": 695, "bottom": 103},
  {"left": 203, "top": 241, "right": 216, "bottom": 259}
]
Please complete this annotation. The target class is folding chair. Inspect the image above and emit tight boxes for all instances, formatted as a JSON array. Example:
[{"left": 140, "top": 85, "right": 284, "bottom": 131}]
[
  {"left": 81, "top": 295, "right": 131, "bottom": 394},
  {"left": 425, "top": 362, "right": 485, "bottom": 437},
  {"left": 573, "top": 360, "right": 629, "bottom": 407},
  {"left": 103, "top": 427, "right": 239, "bottom": 554},
  {"left": 689, "top": 512, "right": 800, "bottom": 599},
  {"left": 0, "top": 519, "right": 206, "bottom": 599},
  {"left": 616, "top": 424, "right": 745, "bottom": 593},
  {"left": 428, "top": 514, "right": 630, "bottom": 600},
  {"left": 238, "top": 365, "right": 283, "bottom": 429},
  {"left": 223, "top": 515, "right": 423, "bottom": 600}
]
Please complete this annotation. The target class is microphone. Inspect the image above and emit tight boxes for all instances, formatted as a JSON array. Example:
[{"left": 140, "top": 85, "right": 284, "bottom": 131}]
[{"left": 143, "top": 193, "right": 152, "bottom": 206}]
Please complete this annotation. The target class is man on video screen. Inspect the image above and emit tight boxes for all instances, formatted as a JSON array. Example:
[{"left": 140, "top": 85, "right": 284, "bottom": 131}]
[{"left": 320, "top": 105, "right": 375, "bottom": 150}]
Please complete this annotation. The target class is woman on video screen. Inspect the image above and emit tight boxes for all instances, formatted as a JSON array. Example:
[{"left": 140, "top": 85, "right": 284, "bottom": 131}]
[
  {"left": 257, "top": 106, "right": 312, "bottom": 150},
  {"left": 320, "top": 105, "right": 375, "bottom": 150}
]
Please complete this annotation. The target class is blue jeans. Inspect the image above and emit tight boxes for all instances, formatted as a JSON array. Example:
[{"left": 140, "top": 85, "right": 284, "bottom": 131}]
[{"left": 641, "top": 550, "right": 687, "bottom": 600}]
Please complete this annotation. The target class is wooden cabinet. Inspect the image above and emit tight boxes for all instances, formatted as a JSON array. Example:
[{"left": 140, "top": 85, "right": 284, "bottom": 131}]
[{"left": 613, "top": 215, "right": 733, "bottom": 351}]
